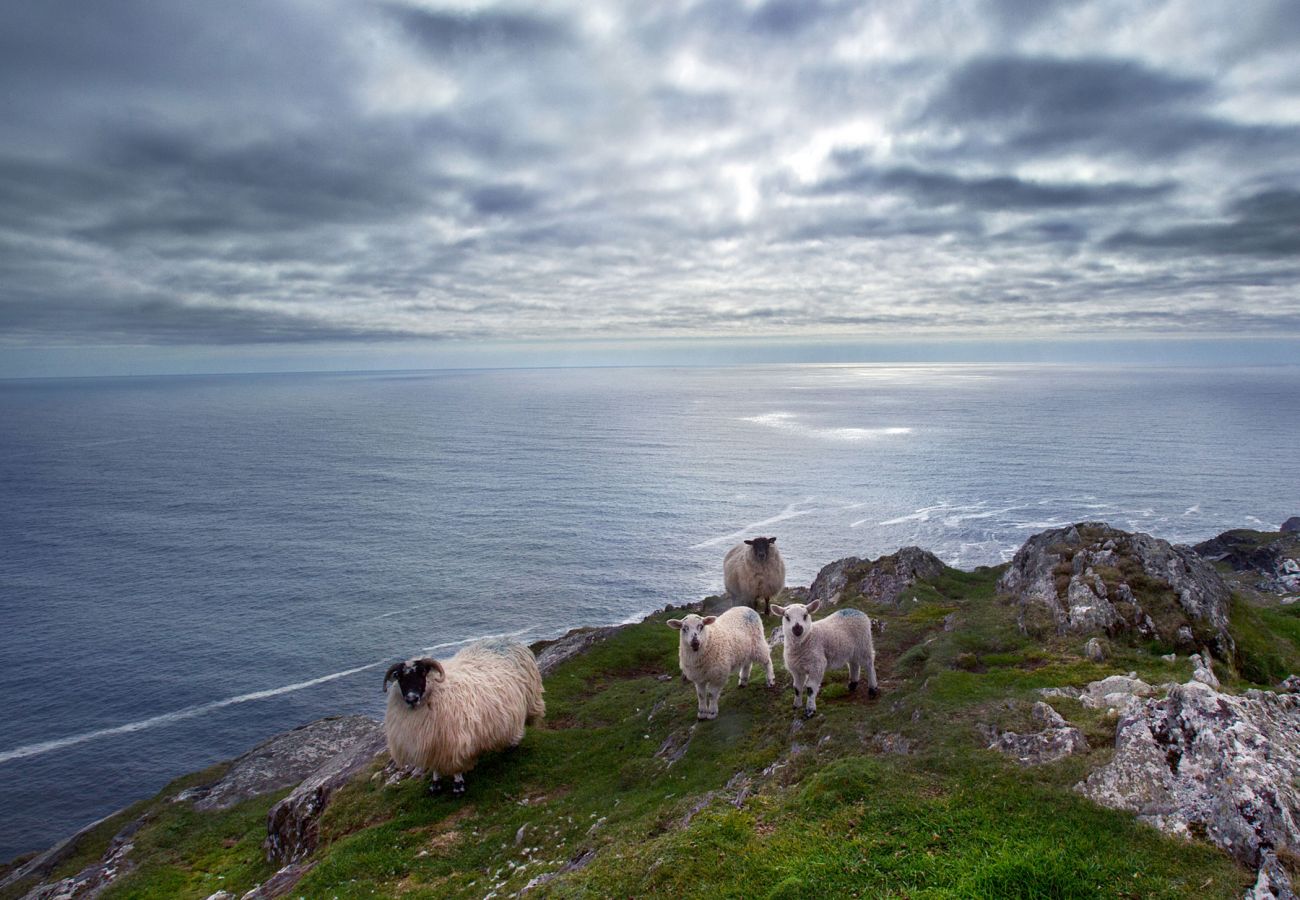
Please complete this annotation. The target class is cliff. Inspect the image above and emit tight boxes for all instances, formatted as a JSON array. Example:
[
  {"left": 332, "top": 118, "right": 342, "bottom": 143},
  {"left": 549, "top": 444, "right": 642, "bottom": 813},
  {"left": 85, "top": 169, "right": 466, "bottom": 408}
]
[{"left": 3, "top": 522, "right": 1299, "bottom": 900}]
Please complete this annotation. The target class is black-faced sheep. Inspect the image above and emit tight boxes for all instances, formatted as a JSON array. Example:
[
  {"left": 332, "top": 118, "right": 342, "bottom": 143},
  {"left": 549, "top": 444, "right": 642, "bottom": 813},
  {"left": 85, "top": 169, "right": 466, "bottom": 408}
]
[
  {"left": 383, "top": 637, "right": 544, "bottom": 796},
  {"left": 724, "top": 536, "right": 786, "bottom": 615},
  {"left": 667, "top": 606, "right": 774, "bottom": 720},
  {"left": 771, "top": 600, "right": 878, "bottom": 718}
]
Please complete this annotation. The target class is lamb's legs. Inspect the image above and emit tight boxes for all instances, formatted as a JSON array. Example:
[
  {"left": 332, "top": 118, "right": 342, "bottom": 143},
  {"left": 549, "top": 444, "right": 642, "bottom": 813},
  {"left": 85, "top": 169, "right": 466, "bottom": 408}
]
[
  {"left": 452, "top": 773, "right": 466, "bottom": 797},
  {"left": 804, "top": 680, "right": 821, "bottom": 718},
  {"left": 695, "top": 681, "right": 709, "bottom": 720},
  {"left": 705, "top": 684, "right": 720, "bottom": 719},
  {"left": 867, "top": 658, "right": 880, "bottom": 697},
  {"left": 428, "top": 772, "right": 442, "bottom": 795},
  {"left": 738, "top": 662, "right": 751, "bottom": 687},
  {"left": 763, "top": 655, "right": 775, "bottom": 688},
  {"left": 791, "top": 673, "right": 805, "bottom": 709},
  {"left": 848, "top": 661, "right": 861, "bottom": 692}
]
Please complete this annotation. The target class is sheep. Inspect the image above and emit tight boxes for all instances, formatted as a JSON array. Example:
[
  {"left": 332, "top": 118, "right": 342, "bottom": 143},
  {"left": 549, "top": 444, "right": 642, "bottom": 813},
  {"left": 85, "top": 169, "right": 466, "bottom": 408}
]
[
  {"left": 770, "top": 599, "right": 878, "bottom": 718},
  {"left": 724, "top": 536, "right": 786, "bottom": 615},
  {"left": 383, "top": 637, "right": 545, "bottom": 796},
  {"left": 667, "top": 606, "right": 774, "bottom": 720}
]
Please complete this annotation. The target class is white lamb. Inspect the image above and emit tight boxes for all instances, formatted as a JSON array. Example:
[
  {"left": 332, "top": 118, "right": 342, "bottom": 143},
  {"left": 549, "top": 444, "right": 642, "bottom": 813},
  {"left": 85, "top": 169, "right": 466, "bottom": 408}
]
[
  {"left": 383, "top": 637, "right": 545, "bottom": 796},
  {"left": 667, "top": 606, "right": 775, "bottom": 720},
  {"left": 771, "top": 600, "right": 878, "bottom": 718},
  {"left": 723, "top": 536, "right": 786, "bottom": 615}
]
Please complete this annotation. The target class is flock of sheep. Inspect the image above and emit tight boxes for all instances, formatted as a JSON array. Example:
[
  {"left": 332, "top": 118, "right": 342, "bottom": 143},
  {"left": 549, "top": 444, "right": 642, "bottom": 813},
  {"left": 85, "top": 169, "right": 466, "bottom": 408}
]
[{"left": 382, "top": 536, "right": 879, "bottom": 796}]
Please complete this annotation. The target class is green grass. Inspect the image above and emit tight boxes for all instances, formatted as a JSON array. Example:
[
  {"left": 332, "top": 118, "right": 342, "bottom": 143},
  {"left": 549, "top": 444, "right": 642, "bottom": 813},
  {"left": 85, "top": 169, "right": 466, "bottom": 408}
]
[
  {"left": 1231, "top": 598, "right": 1300, "bottom": 686},
  {"left": 16, "top": 563, "right": 1287, "bottom": 898}
]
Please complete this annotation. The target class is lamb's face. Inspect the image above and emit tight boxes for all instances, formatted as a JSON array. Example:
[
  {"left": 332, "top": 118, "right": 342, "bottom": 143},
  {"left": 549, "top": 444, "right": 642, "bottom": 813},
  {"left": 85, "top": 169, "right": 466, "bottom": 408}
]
[
  {"left": 745, "top": 536, "right": 776, "bottom": 562},
  {"left": 384, "top": 658, "right": 443, "bottom": 707},
  {"left": 667, "top": 614, "right": 718, "bottom": 653},
  {"left": 772, "top": 600, "right": 820, "bottom": 640}
]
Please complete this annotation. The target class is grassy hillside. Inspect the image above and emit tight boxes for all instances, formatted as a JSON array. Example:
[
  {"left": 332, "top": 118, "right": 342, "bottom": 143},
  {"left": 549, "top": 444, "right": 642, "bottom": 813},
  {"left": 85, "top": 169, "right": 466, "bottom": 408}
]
[{"left": 10, "top": 561, "right": 1300, "bottom": 899}]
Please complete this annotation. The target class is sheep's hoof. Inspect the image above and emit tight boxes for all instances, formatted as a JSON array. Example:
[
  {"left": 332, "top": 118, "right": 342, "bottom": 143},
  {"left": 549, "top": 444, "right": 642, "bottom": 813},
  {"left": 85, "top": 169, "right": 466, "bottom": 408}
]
[
  {"left": 868, "top": 686, "right": 880, "bottom": 698},
  {"left": 428, "top": 780, "right": 443, "bottom": 795},
  {"left": 803, "top": 708, "right": 816, "bottom": 719},
  {"left": 452, "top": 782, "right": 466, "bottom": 798},
  {"left": 848, "top": 680, "right": 859, "bottom": 693}
]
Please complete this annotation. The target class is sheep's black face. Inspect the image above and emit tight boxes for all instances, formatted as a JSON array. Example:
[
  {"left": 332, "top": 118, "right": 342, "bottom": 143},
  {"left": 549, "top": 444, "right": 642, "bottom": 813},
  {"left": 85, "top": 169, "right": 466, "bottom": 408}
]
[
  {"left": 392, "top": 661, "right": 434, "bottom": 707},
  {"left": 745, "top": 536, "right": 775, "bottom": 562}
]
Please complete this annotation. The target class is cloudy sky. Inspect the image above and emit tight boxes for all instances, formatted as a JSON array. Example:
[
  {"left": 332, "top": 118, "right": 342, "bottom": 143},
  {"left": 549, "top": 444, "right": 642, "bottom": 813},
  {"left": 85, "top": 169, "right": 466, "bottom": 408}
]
[{"left": 2, "top": 0, "right": 1299, "bottom": 374}]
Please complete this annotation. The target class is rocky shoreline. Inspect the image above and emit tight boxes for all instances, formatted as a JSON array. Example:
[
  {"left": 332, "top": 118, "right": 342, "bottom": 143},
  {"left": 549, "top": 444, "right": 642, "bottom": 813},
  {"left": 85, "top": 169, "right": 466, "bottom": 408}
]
[{"left": 4, "top": 520, "right": 1298, "bottom": 900}]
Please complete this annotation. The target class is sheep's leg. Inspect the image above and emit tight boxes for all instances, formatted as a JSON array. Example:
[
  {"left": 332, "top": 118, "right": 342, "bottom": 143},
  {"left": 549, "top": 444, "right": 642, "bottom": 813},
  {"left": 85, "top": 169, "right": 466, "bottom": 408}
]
[
  {"left": 509, "top": 720, "right": 526, "bottom": 747},
  {"left": 791, "top": 672, "right": 804, "bottom": 709},
  {"left": 763, "top": 654, "right": 775, "bottom": 688},
  {"left": 452, "top": 774, "right": 466, "bottom": 797},
  {"left": 704, "top": 683, "right": 720, "bottom": 719},
  {"left": 804, "top": 679, "right": 821, "bottom": 718},
  {"left": 866, "top": 657, "right": 880, "bottom": 697},
  {"left": 848, "top": 661, "right": 861, "bottom": 693},
  {"left": 738, "top": 662, "right": 751, "bottom": 687},
  {"left": 428, "top": 772, "right": 442, "bottom": 795},
  {"left": 694, "top": 681, "right": 708, "bottom": 720}
]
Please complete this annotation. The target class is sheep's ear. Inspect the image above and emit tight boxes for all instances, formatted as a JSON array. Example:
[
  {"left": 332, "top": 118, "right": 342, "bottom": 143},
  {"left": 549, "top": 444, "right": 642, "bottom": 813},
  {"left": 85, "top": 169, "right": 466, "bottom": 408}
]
[
  {"left": 667, "top": 618, "right": 684, "bottom": 630},
  {"left": 383, "top": 662, "right": 403, "bottom": 692},
  {"left": 768, "top": 536, "right": 776, "bottom": 543},
  {"left": 770, "top": 604, "right": 785, "bottom": 617},
  {"left": 807, "top": 600, "right": 822, "bottom": 614},
  {"left": 744, "top": 539, "right": 754, "bottom": 545},
  {"left": 702, "top": 616, "right": 717, "bottom": 625}
]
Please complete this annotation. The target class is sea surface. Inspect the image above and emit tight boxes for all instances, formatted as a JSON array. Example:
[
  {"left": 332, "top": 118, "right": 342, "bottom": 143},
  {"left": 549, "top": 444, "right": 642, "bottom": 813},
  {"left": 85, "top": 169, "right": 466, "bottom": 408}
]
[{"left": 1, "top": 364, "right": 1297, "bottom": 859}]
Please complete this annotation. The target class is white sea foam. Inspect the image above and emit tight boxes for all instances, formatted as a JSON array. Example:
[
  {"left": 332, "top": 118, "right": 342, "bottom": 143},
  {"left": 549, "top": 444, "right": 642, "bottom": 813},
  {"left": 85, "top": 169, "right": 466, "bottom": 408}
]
[
  {"left": 0, "top": 630, "right": 539, "bottom": 767},
  {"left": 1183, "top": 505, "right": 1201, "bottom": 516},
  {"left": 692, "top": 498, "right": 819, "bottom": 549}
]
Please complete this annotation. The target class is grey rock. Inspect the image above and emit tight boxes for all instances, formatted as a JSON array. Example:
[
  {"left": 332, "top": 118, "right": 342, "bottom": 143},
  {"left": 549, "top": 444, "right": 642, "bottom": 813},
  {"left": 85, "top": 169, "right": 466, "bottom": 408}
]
[
  {"left": 867, "top": 732, "right": 914, "bottom": 755},
  {"left": 1284, "top": 517, "right": 1300, "bottom": 535},
  {"left": 654, "top": 725, "right": 695, "bottom": 767},
  {"left": 240, "top": 862, "right": 315, "bottom": 899},
  {"left": 0, "top": 808, "right": 131, "bottom": 894},
  {"left": 1194, "top": 529, "right": 1300, "bottom": 597},
  {"left": 1084, "top": 637, "right": 1107, "bottom": 662},
  {"left": 1076, "top": 681, "right": 1300, "bottom": 886},
  {"left": 1245, "top": 851, "right": 1298, "bottom": 900},
  {"left": 194, "top": 716, "right": 380, "bottom": 812},
  {"left": 533, "top": 626, "right": 621, "bottom": 676},
  {"left": 1000, "top": 523, "right": 1233, "bottom": 657},
  {"left": 808, "top": 547, "right": 945, "bottom": 606},
  {"left": 18, "top": 817, "right": 146, "bottom": 900},
  {"left": 985, "top": 702, "right": 1088, "bottom": 766},
  {"left": 264, "top": 721, "right": 386, "bottom": 863},
  {"left": 1279, "top": 675, "right": 1300, "bottom": 694},
  {"left": 1190, "top": 651, "right": 1220, "bottom": 690}
]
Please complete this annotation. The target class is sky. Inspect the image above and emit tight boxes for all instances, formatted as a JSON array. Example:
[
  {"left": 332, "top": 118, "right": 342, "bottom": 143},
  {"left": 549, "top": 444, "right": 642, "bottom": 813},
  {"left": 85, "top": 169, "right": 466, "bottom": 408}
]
[{"left": 2, "top": 0, "right": 1299, "bottom": 375}]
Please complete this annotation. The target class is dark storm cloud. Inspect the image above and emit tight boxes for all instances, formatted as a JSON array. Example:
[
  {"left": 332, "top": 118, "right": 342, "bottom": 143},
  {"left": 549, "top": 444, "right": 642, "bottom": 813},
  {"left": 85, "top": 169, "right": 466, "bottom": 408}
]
[
  {"left": 0, "top": 0, "right": 1298, "bottom": 353},
  {"left": 804, "top": 163, "right": 1175, "bottom": 210},
  {"left": 1105, "top": 188, "right": 1300, "bottom": 258}
]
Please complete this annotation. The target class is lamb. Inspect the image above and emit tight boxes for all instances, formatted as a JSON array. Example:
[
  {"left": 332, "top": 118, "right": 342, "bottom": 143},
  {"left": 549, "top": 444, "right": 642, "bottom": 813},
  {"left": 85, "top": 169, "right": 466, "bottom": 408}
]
[
  {"left": 771, "top": 600, "right": 878, "bottom": 718},
  {"left": 724, "top": 536, "right": 786, "bottom": 615},
  {"left": 667, "top": 606, "right": 774, "bottom": 720},
  {"left": 383, "top": 637, "right": 545, "bottom": 796}
]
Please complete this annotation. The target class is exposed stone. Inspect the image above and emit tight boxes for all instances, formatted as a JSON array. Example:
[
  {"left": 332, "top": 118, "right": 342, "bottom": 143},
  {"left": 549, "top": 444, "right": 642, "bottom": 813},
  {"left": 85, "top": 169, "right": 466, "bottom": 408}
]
[
  {"left": 240, "top": 862, "right": 315, "bottom": 899},
  {"left": 654, "top": 725, "right": 695, "bottom": 767},
  {"left": 0, "top": 809, "right": 130, "bottom": 894},
  {"left": 984, "top": 702, "right": 1088, "bottom": 766},
  {"left": 1083, "top": 637, "right": 1107, "bottom": 662},
  {"left": 264, "top": 722, "right": 387, "bottom": 863},
  {"left": 808, "top": 547, "right": 945, "bottom": 606},
  {"left": 17, "top": 817, "right": 145, "bottom": 900},
  {"left": 1077, "top": 681, "right": 1300, "bottom": 895},
  {"left": 868, "top": 732, "right": 914, "bottom": 755},
  {"left": 1279, "top": 675, "right": 1300, "bottom": 694},
  {"left": 1190, "top": 651, "right": 1220, "bottom": 690},
  {"left": 1245, "top": 851, "right": 1298, "bottom": 900},
  {"left": 533, "top": 626, "right": 622, "bottom": 676},
  {"left": 1194, "top": 529, "right": 1300, "bottom": 597},
  {"left": 1043, "top": 674, "right": 1169, "bottom": 712},
  {"left": 193, "top": 716, "right": 380, "bottom": 812},
  {"left": 1283, "top": 517, "right": 1300, "bottom": 535},
  {"left": 999, "top": 523, "right": 1233, "bottom": 657}
]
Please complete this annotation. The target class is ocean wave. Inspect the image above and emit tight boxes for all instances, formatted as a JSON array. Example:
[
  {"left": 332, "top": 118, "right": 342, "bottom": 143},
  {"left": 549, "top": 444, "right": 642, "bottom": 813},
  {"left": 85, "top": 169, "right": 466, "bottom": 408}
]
[
  {"left": 691, "top": 498, "right": 820, "bottom": 549},
  {"left": 742, "top": 412, "right": 911, "bottom": 442}
]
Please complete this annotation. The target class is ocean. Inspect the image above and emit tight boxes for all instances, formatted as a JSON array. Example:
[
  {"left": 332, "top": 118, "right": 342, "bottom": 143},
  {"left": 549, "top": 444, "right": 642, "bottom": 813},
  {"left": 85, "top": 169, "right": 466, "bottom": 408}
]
[{"left": 1, "top": 363, "right": 1297, "bottom": 860}]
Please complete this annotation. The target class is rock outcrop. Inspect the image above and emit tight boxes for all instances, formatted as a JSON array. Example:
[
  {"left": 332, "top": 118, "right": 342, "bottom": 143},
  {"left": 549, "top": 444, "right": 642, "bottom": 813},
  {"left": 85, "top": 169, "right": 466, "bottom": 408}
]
[
  {"left": 808, "top": 546, "right": 945, "bottom": 606},
  {"left": 983, "top": 702, "right": 1088, "bottom": 766},
  {"left": 1195, "top": 529, "right": 1300, "bottom": 597},
  {"left": 1077, "top": 680, "right": 1300, "bottom": 895},
  {"left": 189, "top": 716, "right": 381, "bottom": 812},
  {"left": 999, "top": 523, "right": 1233, "bottom": 657},
  {"left": 264, "top": 722, "right": 387, "bottom": 863},
  {"left": 1282, "top": 517, "right": 1300, "bottom": 535}
]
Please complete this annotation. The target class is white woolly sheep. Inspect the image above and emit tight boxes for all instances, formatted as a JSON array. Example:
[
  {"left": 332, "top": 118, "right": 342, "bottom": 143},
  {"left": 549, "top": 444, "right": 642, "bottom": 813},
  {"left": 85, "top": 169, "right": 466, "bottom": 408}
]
[
  {"left": 771, "top": 599, "right": 878, "bottom": 718},
  {"left": 383, "top": 637, "right": 545, "bottom": 796},
  {"left": 667, "top": 606, "right": 774, "bottom": 720},
  {"left": 724, "top": 536, "right": 786, "bottom": 615}
]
